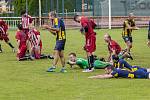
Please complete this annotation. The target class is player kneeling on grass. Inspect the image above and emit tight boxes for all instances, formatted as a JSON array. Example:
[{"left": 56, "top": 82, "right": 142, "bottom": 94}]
[
  {"left": 68, "top": 52, "right": 111, "bottom": 70},
  {"left": 16, "top": 23, "right": 31, "bottom": 61},
  {"left": 88, "top": 65, "right": 150, "bottom": 79},
  {"left": 28, "top": 28, "right": 54, "bottom": 59},
  {"left": 104, "top": 33, "right": 133, "bottom": 63},
  {"left": 0, "top": 19, "right": 15, "bottom": 53}
]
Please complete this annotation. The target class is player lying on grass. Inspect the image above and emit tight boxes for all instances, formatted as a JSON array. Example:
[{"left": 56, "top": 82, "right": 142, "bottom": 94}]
[
  {"left": 111, "top": 55, "right": 150, "bottom": 72},
  {"left": 104, "top": 33, "right": 133, "bottom": 63},
  {"left": 0, "top": 19, "right": 15, "bottom": 53},
  {"left": 68, "top": 52, "right": 111, "bottom": 70},
  {"left": 16, "top": 23, "right": 53, "bottom": 61},
  {"left": 88, "top": 65, "right": 150, "bottom": 79}
]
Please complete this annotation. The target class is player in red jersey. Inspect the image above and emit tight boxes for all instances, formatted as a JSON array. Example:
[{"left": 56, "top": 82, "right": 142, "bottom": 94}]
[
  {"left": 15, "top": 23, "right": 29, "bottom": 61},
  {"left": 104, "top": 33, "right": 133, "bottom": 63},
  {"left": 0, "top": 19, "right": 15, "bottom": 53},
  {"left": 21, "top": 10, "right": 33, "bottom": 54},
  {"left": 27, "top": 28, "right": 53, "bottom": 59},
  {"left": 28, "top": 28, "right": 42, "bottom": 59},
  {"left": 21, "top": 10, "right": 33, "bottom": 32},
  {"left": 74, "top": 15, "right": 97, "bottom": 72}
]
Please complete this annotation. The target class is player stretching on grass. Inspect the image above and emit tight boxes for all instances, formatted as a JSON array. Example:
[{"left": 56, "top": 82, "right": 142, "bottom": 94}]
[
  {"left": 68, "top": 52, "right": 111, "bottom": 69},
  {"left": 88, "top": 66, "right": 150, "bottom": 79},
  {"left": 122, "top": 13, "right": 139, "bottom": 58},
  {"left": 0, "top": 19, "right": 15, "bottom": 53},
  {"left": 43, "top": 11, "right": 67, "bottom": 73},
  {"left": 74, "top": 15, "right": 97, "bottom": 72}
]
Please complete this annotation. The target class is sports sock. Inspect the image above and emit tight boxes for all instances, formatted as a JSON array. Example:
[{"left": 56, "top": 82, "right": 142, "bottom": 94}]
[
  {"left": 88, "top": 55, "right": 94, "bottom": 70},
  {"left": 8, "top": 42, "right": 14, "bottom": 48}
]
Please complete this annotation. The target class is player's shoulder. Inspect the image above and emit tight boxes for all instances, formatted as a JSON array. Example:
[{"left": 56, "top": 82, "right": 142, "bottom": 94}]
[
  {"left": 110, "top": 40, "right": 118, "bottom": 45},
  {"left": 33, "top": 28, "right": 40, "bottom": 35}
]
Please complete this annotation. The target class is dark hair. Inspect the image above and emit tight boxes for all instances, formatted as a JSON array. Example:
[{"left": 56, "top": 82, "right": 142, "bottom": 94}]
[
  {"left": 74, "top": 15, "right": 79, "bottom": 22},
  {"left": 21, "top": 10, "right": 26, "bottom": 15},
  {"left": 17, "top": 23, "right": 23, "bottom": 30},
  {"left": 69, "top": 52, "right": 76, "bottom": 57}
]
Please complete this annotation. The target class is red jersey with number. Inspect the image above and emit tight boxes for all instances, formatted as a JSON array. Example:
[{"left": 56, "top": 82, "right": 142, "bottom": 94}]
[{"left": 22, "top": 14, "right": 33, "bottom": 29}]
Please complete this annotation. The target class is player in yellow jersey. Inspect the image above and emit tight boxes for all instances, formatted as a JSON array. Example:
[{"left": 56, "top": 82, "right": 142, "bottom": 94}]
[{"left": 122, "top": 13, "right": 139, "bottom": 57}]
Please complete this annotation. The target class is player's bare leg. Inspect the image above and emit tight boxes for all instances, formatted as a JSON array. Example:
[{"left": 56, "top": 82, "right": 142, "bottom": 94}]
[
  {"left": 47, "top": 50, "right": 59, "bottom": 72},
  {"left": 5, "top": 40, "right": 15, "bottom": 53},
  {"left": 147, "top": 40, "right": 150, "bottom": 47},
  {"left": 125, "top": 41, "right": 133, "bottom": 60},
  {"left": 126, "top": 41, "right": 132, "bottom": 53},
  {"left": 59, "top": 51, "right": 67, "bottom": 73}
]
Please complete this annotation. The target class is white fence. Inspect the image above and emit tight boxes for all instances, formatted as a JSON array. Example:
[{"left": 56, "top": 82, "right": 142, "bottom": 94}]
[
  {"left": 0, "top": 16, "right": 150, "bottom": 29},
  {"left": 0, "top": 17, "right": 37, "bottom": 29}
]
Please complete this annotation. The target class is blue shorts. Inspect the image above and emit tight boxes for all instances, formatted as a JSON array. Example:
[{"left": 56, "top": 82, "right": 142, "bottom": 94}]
[
  {"left": 123, "top": 36, "right": 132, "bottom": 43},
  {"left": 54, "top": 40, "right": 66, "bottom": 51},
  {"left": 133, "top": 69, "right": 149, "bottom": 79}
]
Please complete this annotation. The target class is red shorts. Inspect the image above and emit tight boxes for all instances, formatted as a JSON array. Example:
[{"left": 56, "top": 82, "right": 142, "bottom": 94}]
[
  {"left": 85, "top": 35, "right": 96, "bottom": 53},
  {"left": 17, "top": 45, "right": 27, "bottom": 59},
  {"left": 0, "top": 35, "right": 9, "bottom": 42}
]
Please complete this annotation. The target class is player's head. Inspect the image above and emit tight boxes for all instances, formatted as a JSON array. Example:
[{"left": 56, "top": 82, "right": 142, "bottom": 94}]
[
  {"left": 21, "top": 10, "right": 26, "bottom": 16},
  {"left": 68, "top": 52, "right": 77, "bottom": 62},
  {"left": 17, "top": 23, "right": 23, "bottom": 30},
  {"left": 49, "top": 11, "right": 57, "bottom": 19},
  {"left": 104, "top": 33, "right": 111, "bottom": 43},
  {"left": 74, "top": 15, "right": 80, "bottom": 23},
  {"left": 104, "top": 65, "right": 113, "bottom": 74},
  {"left": 129, "top": 13, "right": 134, "bottom": 20}
]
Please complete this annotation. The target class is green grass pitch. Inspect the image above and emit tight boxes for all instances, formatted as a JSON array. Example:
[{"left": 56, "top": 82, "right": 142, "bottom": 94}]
[{"left": 0, "top": 28, "right": 150, "bottom": 100}]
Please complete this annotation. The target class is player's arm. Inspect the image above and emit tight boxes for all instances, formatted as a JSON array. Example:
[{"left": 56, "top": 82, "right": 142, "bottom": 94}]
[
  {"left": 42, "top": 25, "right": 57, "bottom": 35},
  {"left": 68, "top": 60, "right": 76, "bottom": 65},
  {"left": 88, "top": 74, "right": 113, "bottom": 79},
  {"left": 16, "top": 40, "right": 20, "bottom": 49},
  {"left": 125, "top": 21, "right": 139, "bottom": 30},
  {"left": 107, "top": 51, "right": 112, "bottom": 62}
]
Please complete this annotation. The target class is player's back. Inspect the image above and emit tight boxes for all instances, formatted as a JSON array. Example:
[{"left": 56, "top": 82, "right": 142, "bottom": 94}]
[
  {"left": 80, "top": 17, "right": 95, "bottom": 36},
  {"left": 0, "top": 20, "right": 8, "bottom": 32},
  {"left": 76, "top": 58, "right": 89, "bottom": 69},
  {"left": 111, "top": 68, "right": 131, "bottom": 78},
  {"left": 108, "top": 40, "right": 121, "bottom": 54},
  {"left": 22, "top": 14, "right": 33, "bottom": 29},
  {"left": 16, "top": 30, "right": 28, "bottom": 45},
  {"left": 28, "top": 29, "right": 40, "bottom": 47}
]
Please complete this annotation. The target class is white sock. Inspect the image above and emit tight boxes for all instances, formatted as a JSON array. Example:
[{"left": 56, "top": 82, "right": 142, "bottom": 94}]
[{"left": 147, "top": 69, "right": 150, "bottom": 72}]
